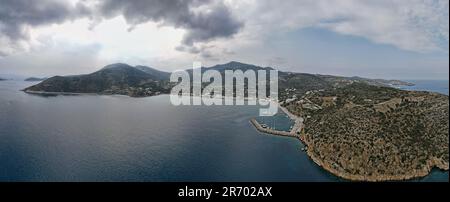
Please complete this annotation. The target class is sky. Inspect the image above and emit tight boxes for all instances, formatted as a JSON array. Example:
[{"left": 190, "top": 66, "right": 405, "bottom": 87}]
[{"left": 0, "top": 0, "right": 448, "bottom": 80}]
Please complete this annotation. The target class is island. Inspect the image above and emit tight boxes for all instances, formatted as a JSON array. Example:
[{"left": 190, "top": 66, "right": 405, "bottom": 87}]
[{"left": 23, "top": 61, "right": 448, "bottom": 181}]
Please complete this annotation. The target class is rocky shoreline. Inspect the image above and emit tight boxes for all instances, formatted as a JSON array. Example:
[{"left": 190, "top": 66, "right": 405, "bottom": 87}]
[
  {"left": 25, "top": 88, "right": 449, "bottom": 182},
  {"left": 251, "top": 106, "right": 449, "bottom": 182},
  {"left": 23, "top": 90, "right": 98, "bottom": 96},
  {"left": 23, "top": 89, "right": 160, "bottom": 97},
  {"left": 300, "top": 134, "right": 449, "bottom": 181}
]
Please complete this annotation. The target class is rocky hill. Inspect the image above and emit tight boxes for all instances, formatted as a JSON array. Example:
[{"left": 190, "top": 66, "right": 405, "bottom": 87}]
[
  {"left": 23, "top": 63, "right": 172, "bottom": 97},
  {"left": 25, "top": 77, "right": 46, "bottom": 81},
  {"left": 284, "top": 82, "right": 449, "bottom": 181}
]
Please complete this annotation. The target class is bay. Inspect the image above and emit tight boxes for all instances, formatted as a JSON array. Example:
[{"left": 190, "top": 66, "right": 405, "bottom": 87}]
[{"left": 0, "top": 80, "right": 447, "bottom": 181}]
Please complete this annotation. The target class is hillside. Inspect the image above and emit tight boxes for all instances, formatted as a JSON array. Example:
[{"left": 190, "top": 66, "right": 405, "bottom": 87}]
[
  {"left": 23, "top": 61, "right": 416, "bottom": 99},
  {"left": 135, "top": 65, "right": 171, "bottom": 80},
  {"left": 25, "top": 77, "right": 46, "bottom": 81},
  {"left": 23, "top": 63, "right": 172, "bottom": 97},
  {"left": 284, "top": 82, "right": 449, "bottom": 181}
]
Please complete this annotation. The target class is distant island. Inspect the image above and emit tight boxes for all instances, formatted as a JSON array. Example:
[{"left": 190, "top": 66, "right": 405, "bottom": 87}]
[
  {"left": 23, "top": 61, "right": 448, "bottom": 181},
  {"left": 25, "top": 77, "right": 47, "bottom": 82},
  {"left": 0, "top": 78, "right": 5, "bottom": 81}
]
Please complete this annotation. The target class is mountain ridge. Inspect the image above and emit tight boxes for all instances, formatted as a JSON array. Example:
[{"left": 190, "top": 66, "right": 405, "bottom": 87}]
[{"left": 24, "top": 63, "right": 172, "bottom": 97}]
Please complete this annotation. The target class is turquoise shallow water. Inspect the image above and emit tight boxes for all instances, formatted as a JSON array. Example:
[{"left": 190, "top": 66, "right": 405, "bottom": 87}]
[{"left": 0, "top": 80, "right": 447, "bottom": 181}]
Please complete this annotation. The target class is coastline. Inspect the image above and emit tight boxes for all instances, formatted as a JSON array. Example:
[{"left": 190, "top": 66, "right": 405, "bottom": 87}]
[
  {"left": 250, "top": 118, "right": 301, "bottom": 138},
  {"left": 24, "top": 89, "right": 449, "bottom": 181},
  {"left": 22, "top": 90, "right": 162, "bottom": 98},
  {"left": 251, "top": 105, "right": 449, "bottom": 182},
  {"left": 301, "top": 134, "right": 449, "bottom": 181},
  {"left": 23, "top": 90, "right": 99, "bottom": 96},
  {"left": 279, "top": 106, "right": 303, "bottom": 135}
]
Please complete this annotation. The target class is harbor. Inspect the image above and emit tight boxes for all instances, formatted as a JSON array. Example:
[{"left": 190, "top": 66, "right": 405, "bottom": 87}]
[{"left": 250, "top": 106, "right": 303, "bottom": 139}]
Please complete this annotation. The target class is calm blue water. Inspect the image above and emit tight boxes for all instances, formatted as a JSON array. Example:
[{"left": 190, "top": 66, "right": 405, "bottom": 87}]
[
  {"left": 0, "top": 80, "right": 447, "bottom": 182},
  {"left": 400, "top": 80, "right": 449, "bottom": 95},
  {"left": 255, "top": 113, "right": 294, "bottom": 132}
]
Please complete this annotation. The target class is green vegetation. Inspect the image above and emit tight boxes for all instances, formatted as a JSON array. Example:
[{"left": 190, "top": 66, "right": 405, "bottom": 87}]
[
  {"left": 24, "top": 63, "right": 172, "bottom": 97},
  {"left": 24, "top": 77, "right": 46, "bottom": 82},
  {"left": 284, "top": 83, "right": 449, "bottom": 180}
]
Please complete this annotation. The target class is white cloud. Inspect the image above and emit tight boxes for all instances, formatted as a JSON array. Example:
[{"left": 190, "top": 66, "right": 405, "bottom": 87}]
[
  {"left": 226, "top": 0, "right": 449, "bottom": 53},
  {"left": 29, "top": 16, "right": 188, "bottom": 67}
]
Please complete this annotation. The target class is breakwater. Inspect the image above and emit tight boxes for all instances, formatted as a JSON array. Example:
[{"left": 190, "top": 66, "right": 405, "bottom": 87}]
[{"left": 250, "top": 118, "right": 301, "bottom": 138}]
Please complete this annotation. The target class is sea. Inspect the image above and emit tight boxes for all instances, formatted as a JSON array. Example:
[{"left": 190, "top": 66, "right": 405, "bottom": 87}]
[
  {"left": 0, "top": 80, "right": 448, "bottom": 181},
  {"left": 399, "top": 80, "right": 449, "bottom": 95}
]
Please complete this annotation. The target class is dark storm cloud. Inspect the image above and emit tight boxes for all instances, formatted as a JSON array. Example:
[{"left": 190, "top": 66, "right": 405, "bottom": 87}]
[
  {"left": 0, "top": 0, "right": 243, "bottom": 56},
  {"left": 0, "top": 0, "right": 90, "bottom": 55},
  {"left": 0, "top": 0, "right": 89, "bottom": 40},
  {"left": 95, "top": 0, "right": 243, "bottom": 46},
  {"left": 175, "top": 44, "right": 226, "bottom": 60}
]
